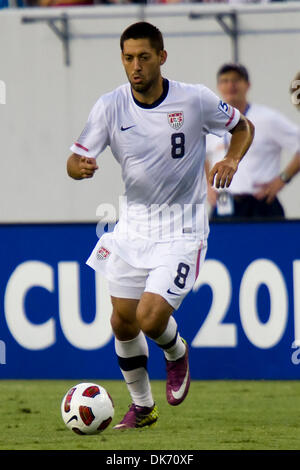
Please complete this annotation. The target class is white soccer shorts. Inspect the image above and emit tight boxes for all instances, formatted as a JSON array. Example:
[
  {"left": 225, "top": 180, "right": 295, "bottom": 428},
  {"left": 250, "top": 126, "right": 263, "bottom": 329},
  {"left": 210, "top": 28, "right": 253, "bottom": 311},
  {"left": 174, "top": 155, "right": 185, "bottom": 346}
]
[{"left": 86, "top": 233, "right": 207, "bottom": 310}]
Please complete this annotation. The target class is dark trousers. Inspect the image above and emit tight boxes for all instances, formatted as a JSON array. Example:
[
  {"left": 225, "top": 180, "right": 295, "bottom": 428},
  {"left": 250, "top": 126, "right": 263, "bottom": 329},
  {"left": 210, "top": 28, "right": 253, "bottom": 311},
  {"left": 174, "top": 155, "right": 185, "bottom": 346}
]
[{"left": 211, "top": 195, "right": 285, "bottom": 220}]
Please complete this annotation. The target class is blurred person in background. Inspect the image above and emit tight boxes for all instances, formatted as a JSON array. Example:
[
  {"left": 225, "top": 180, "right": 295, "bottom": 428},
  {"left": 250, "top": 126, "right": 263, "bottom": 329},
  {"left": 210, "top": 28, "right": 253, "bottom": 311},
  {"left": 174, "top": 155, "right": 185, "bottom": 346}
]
[{"left": 206, "top": 63, "right": 300, "bottom": 219}]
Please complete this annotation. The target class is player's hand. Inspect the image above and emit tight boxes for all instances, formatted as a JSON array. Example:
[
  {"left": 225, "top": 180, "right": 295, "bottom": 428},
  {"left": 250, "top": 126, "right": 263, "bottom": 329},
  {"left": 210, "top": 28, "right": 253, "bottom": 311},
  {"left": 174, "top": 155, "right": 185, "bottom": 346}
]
[
  {"left": 78, "top": 157, "right": 99, "bottom": 179},
  {"left": 208, "top": 157, "right": 238, "bottom": 189},
  {"left": 254, "top": 177, "right": 285, "bottom": 204}
]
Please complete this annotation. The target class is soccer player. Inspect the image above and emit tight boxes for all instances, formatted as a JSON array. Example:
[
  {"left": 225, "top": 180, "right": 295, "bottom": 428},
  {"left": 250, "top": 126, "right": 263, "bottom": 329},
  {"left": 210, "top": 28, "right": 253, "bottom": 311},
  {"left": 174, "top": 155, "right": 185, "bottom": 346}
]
[
  {"left": 206, "top": 63, "right": 300, "bottom": 219},
  {"left": 67, "top": 22, "right": 254, "bottom": 430}
]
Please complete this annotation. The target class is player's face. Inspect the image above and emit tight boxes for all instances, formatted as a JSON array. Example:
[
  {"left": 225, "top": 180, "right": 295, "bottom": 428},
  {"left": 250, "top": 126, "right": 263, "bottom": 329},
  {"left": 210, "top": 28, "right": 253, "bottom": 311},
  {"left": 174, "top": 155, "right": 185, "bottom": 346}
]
[
  {"left": 121, "top": 38, "right": 167, "bottom": 94},
  {"left": 217, "top": 71, "right": 250, "bottom": 105}
]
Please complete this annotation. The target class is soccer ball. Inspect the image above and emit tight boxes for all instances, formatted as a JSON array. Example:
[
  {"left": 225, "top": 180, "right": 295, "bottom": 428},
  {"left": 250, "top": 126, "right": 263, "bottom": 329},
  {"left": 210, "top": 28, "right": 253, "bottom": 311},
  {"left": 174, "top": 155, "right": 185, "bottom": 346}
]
[{"left": 61, "top": 382, "right": 114, "bottom": 435}]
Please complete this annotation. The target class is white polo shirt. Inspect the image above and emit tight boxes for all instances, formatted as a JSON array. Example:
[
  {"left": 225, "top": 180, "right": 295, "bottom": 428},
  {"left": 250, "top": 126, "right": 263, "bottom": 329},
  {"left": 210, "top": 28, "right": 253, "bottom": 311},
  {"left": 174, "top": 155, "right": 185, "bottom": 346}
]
[{"left": 206, "top": 103, "right": 300, "bottom": 195}]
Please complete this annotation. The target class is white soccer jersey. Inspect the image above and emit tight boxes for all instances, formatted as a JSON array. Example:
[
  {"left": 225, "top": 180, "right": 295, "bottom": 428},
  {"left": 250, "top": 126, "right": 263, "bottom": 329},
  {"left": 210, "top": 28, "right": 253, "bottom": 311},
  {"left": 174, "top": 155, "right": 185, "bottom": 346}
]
[
  {"left": 71, "top": 79, "right": 240, "bottom": 241},
  {"left": 206, "top": 103, "right": 300, "bottom": 195}
]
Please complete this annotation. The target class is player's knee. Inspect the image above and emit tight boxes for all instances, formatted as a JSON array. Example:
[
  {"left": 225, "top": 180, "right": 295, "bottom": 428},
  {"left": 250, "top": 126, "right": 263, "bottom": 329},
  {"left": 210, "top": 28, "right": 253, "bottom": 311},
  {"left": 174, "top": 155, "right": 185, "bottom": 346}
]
[
  {"left": 110, "top": 309, "right": 130, "bottom": 332},
  {"left": 136, "top": 306, "right": 166, "bottom": 339},
  {"left": 137, "top": 293, "right": 172, "bottom": 339},
  {"left": 110, "top": 309, "right": 139, "bottom": 340},
  {"left": 110, "top": 310, "right": 122, "bottom": 334}
]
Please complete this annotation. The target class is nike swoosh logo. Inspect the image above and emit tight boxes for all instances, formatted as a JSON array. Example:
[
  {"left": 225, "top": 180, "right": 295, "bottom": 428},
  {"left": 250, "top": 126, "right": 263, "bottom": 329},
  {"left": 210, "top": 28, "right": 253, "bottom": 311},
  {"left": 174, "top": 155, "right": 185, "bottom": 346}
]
[
  {"left": 167, "top": 288, "right": 181, "bottom": 296},
  {"left": 126, "top": 380, "right": 139, "bottom": 385},
  {"left": 67, "top": 415, "right": 78, "bottom": 424},
  {"left": 171, "top": 366, "right": 190, "bottom": 400},
  {"left": 120, "top": 125, "right": 136, "bottom": 131}
]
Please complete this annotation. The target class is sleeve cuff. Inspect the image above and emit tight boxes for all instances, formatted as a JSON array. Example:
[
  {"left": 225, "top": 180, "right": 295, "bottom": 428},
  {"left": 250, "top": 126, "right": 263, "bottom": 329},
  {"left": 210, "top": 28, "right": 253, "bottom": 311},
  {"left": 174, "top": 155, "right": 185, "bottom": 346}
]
[
  {"left": 70, "top": 143, "right": 94, "bottom": 158},
  {"left": 225, "top": 107, "right": 241, "bottom": 131}
]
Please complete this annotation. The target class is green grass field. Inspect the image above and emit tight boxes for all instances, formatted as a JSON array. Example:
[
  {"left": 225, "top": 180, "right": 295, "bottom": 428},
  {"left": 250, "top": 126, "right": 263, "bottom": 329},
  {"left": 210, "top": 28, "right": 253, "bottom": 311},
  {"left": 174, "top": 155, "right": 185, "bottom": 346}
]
[{"left": 1, "top": 379, "right": 300, "bottom": 450}]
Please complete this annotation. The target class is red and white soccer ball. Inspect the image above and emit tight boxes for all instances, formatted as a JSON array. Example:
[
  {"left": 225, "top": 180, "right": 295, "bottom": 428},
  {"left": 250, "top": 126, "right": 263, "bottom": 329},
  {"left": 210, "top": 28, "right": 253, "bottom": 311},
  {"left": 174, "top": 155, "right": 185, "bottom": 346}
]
[{"left": 61, "top": 382, "right": 114, "bottom": 435}]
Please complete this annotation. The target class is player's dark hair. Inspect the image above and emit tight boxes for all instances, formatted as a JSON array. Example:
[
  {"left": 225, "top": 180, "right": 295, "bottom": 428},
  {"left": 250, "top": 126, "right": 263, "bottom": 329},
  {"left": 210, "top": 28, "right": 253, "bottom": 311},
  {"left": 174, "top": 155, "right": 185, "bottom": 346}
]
[
  {"left": 120, "top": 22, "right": 164, "bottom": 54},
  {"left": 217, "top": 63, "right": 250, "bottom": 83}
]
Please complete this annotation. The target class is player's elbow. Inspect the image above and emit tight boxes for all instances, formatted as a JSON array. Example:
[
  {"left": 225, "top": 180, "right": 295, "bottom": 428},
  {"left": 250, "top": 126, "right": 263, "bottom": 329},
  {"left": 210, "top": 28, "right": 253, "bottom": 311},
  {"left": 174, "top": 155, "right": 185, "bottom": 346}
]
[
  {"left": 296, "top": 152, "right": 300, "bottom": 170},
  {"left": 230, "top": 115, "right": 254, "bottom": 139},
  {"left": 238, "top": 116, "right": 255, "bottom": 143},
  {"left": 240, "top": 115, "right": 255, "bottom": 137},
  {"left": 247, "top": 118, "right": 255, "bottom": 140}
]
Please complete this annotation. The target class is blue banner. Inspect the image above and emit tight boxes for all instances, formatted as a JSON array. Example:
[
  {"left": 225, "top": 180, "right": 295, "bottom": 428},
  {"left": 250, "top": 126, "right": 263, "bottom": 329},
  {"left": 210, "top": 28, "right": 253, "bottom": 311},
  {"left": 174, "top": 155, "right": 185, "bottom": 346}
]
[{"left": 0, "top": 221, "right": 299, "bottom": 379}]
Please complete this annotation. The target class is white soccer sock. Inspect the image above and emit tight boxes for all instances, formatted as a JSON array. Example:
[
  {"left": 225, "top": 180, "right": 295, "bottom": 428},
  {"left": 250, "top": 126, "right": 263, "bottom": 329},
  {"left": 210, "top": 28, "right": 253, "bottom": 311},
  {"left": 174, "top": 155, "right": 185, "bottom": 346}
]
[
  {"left": 115, "top": 331, "right": 154, "bottom": 408},
  {"left": 154, "top": 316, "right": 186, "bottom": 361}
]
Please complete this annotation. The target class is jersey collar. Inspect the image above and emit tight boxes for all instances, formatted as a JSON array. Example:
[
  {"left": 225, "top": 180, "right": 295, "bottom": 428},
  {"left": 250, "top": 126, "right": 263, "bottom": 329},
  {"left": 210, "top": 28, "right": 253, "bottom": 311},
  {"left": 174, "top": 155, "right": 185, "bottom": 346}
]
[{"left": 131, "top": 78, "right": 169, "bottom": 109}]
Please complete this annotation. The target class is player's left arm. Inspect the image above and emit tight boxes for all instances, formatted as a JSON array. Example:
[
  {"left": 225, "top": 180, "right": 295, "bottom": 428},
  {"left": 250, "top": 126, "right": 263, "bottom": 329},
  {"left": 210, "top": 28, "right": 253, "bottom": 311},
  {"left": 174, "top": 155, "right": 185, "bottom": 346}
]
[
  {"left": 254, "top": 152, "right": 300, "bottom": 203},
  {"left": 209, "top": 115, "right": 255, "bottom": 189}
]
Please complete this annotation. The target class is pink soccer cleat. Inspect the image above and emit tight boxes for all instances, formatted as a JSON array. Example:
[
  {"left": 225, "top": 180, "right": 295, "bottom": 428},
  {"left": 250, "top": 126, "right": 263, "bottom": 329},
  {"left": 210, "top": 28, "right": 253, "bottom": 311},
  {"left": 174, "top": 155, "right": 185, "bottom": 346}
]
[{"left": 165, "top": 338, "right": 190, "bottom": 406}]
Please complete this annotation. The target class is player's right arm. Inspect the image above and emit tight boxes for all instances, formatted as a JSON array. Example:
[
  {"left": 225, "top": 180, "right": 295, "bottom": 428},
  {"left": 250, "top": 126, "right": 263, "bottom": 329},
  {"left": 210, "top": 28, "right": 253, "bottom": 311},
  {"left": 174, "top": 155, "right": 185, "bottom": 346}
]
[
  {"left": 68, "top": 96, "right": 110, "bottom": 180},
  {"left": 67, "top": 153, "right": 99, "bottom": 180}
]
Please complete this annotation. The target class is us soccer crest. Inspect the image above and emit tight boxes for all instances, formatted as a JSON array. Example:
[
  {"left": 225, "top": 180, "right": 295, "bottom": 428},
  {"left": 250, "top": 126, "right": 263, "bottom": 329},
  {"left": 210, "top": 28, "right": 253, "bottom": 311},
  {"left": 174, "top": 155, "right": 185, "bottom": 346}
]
[
  {"left": 168, "top": 111, "right": 184, "bottom": 130},
  {"left": 96, "top": 246, "right": 110, "bottom": 260}
]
